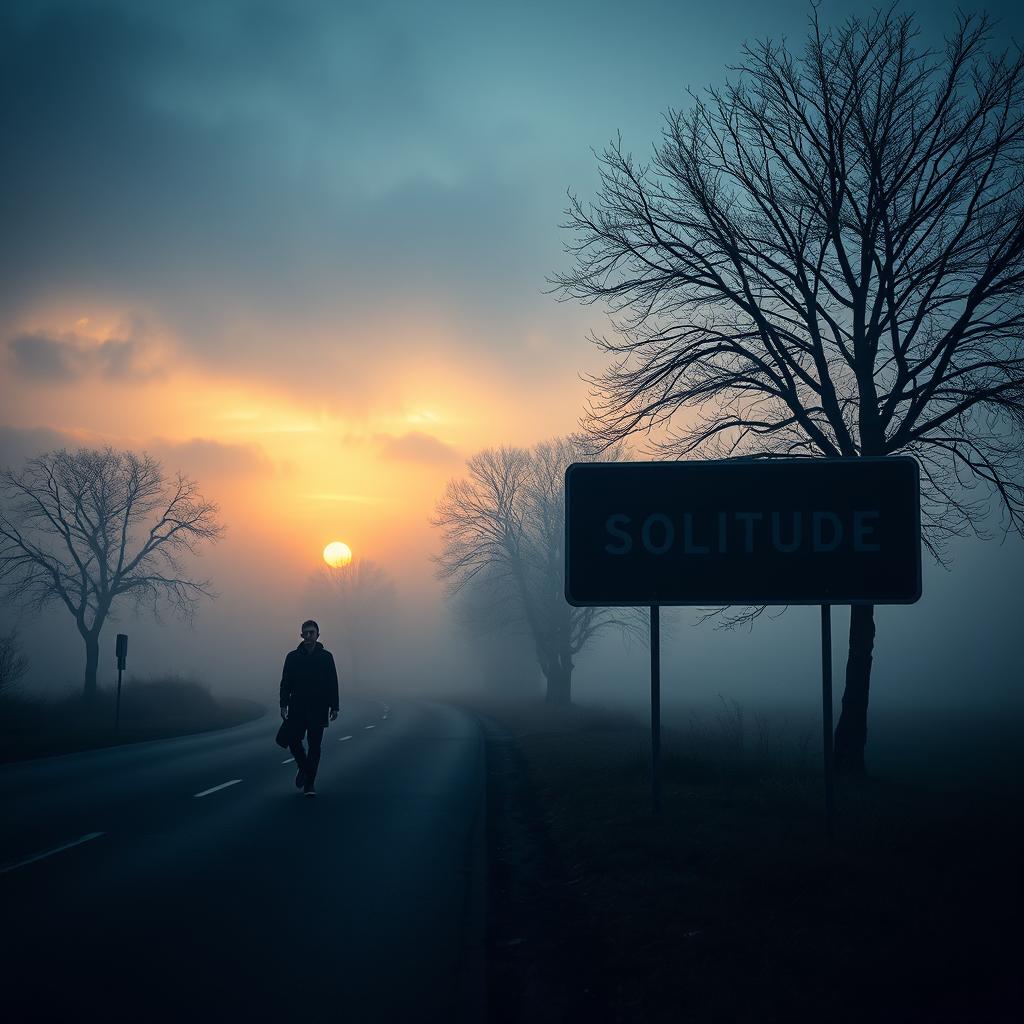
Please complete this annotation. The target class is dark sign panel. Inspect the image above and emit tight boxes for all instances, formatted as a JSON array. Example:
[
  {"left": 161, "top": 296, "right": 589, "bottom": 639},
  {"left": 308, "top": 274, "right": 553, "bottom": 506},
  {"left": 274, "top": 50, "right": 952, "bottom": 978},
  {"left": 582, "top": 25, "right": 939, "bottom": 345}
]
[{"left": 565, "top": 458, "right": 921, "bottom": 606}]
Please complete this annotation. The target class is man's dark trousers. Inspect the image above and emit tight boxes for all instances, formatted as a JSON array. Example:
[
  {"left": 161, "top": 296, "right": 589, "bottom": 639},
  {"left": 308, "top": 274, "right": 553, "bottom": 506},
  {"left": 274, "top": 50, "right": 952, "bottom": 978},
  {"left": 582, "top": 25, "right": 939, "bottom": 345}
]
[{"left": 289, "top": 720, "right": 325, "bottom": 783}]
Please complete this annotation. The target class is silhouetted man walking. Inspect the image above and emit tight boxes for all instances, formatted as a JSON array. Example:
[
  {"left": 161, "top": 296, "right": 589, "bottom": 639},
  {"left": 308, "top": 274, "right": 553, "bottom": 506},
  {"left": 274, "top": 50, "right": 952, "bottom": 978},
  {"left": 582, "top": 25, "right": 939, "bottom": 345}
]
[{"left": 280, "top": 620, "right": 339, "bottom": 796}]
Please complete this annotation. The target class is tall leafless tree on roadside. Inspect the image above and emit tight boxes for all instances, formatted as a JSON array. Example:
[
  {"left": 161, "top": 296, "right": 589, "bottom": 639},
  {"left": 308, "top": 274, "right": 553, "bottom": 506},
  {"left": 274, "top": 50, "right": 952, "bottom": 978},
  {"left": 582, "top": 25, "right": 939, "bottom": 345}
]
[
  {"left": 432, "top": 435, "right": 641, "bottom": 704},
  {"left": 0, "top": 448, "right": 224, "bottom": 700},
  {"left": 552, "top": 9, "right": 1024, "bottom": 772}
]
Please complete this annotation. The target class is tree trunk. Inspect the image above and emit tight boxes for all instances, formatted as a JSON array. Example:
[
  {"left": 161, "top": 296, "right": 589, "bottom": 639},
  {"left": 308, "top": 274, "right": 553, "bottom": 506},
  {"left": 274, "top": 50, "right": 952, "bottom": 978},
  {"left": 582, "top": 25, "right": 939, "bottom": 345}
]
[
  {"left": 834, "top": 604, "right": 876, "bottom": 775},
  {"left": 83, "top": 629, "right": 100, "bottom": 702},
  {"left": 544, "top": 664, "right": 572, "bottom": 705}
]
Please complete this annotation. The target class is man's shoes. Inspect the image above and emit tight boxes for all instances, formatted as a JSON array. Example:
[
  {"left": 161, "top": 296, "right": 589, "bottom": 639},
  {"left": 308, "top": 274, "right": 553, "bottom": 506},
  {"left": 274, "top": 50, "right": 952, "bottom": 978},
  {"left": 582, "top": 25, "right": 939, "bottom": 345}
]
[
  {"left": 303, "top": 781, "right": 316, "bottom": 797},
  {"left": 294, "top": 768, "right": 306, "bottom": 789}
]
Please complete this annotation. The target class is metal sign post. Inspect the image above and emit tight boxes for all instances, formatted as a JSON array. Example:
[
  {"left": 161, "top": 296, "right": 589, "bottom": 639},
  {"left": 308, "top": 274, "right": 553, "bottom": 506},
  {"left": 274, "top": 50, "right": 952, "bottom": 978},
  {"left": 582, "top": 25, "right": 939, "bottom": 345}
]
[
  {"left": 650, "top": 605, "right": 661, "bottom": 814},
  {"left": 564, "top": 457, "right": 922, "bottom": 834},
  {"left": 820, "top": 606, "right": 834, "bottom": 840},
  {"left": 115, "top": 634, "right": 128, "bottom": 735}
]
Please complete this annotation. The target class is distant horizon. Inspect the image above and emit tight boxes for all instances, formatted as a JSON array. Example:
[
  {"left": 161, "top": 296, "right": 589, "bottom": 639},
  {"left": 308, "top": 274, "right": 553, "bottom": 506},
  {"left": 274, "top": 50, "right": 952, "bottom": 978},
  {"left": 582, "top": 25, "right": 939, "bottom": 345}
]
[{"left": 3, "top": 0, "right": 1023, "bottom": 719}]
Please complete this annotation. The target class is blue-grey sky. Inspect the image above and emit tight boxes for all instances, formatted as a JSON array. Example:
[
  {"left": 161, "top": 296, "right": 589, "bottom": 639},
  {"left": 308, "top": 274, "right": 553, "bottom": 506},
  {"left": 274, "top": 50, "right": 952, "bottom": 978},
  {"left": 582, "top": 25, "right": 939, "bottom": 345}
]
[
  {"left": 6, "top": 0, "right": 1022, "bottom": 379},
  {"left": 1, "top": 0, "right": 1022, "bottom": 713}
]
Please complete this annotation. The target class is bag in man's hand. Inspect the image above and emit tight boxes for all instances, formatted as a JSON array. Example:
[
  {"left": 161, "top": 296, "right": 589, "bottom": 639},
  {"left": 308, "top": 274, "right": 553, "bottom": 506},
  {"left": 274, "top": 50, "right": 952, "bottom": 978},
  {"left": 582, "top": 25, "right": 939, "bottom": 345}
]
[{"left": 275, "top": 718, "right": 292, "bottom": 749}]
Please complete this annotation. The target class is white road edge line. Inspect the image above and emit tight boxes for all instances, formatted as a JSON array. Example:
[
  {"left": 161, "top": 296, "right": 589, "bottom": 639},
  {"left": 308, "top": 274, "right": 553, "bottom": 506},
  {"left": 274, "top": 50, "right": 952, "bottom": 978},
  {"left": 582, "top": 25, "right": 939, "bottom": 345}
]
[
  {"left": 194, "top": 779, "right": 242, "bottom": 798},
  {"left": 0, "top": 832, "right": 106, "bottom": 875},
  {"left": 338, "top": 735, "right": 353, "bottom": 742}
]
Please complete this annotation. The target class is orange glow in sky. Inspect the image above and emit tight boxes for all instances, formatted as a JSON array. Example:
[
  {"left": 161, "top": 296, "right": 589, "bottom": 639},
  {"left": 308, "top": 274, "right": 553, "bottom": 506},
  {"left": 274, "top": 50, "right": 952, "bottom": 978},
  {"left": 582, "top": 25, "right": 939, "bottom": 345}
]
[{"left": 0, "top": 307, "right": 594, "bottom": 591}]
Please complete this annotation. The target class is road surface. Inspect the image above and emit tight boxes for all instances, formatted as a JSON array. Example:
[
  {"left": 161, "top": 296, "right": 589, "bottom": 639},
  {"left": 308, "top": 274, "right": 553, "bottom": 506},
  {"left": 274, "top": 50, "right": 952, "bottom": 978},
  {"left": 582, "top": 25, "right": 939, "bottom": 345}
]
[{"left": 0, "top": 698, "right": 485, "bottom": 1023}]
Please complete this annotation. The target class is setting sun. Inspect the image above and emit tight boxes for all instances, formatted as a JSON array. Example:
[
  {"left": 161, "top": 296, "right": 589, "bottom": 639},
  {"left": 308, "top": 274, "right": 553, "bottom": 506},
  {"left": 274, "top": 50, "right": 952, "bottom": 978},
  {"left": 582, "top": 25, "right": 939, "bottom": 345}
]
[{"left": 322, "top": 540, "right": 353, "bottom": 568}]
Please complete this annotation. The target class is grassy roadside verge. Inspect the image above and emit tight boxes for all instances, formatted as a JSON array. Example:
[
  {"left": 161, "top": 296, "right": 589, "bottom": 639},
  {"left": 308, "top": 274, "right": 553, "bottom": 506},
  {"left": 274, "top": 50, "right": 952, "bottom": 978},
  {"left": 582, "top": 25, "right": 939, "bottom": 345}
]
[
  {"left": 466, "top": 698, "right": 1021, "bottom": 1023},
  {"left": 0, "top": 677, "right": 265, "bottom": 762}
]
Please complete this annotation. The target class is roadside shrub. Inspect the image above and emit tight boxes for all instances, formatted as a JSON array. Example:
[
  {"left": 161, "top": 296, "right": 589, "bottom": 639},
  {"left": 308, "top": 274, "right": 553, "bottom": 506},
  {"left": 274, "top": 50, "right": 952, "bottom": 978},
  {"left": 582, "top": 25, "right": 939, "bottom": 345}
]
[{"left": 0, "top": 675, "right": 262, "bottom": 762}]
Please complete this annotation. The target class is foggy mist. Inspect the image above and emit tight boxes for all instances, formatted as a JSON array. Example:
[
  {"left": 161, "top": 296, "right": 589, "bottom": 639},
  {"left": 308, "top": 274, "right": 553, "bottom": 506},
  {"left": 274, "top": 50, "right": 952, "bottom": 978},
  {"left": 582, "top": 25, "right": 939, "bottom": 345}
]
[{"left": 5, "top": 508, "right": 1020, "bottom": 720}]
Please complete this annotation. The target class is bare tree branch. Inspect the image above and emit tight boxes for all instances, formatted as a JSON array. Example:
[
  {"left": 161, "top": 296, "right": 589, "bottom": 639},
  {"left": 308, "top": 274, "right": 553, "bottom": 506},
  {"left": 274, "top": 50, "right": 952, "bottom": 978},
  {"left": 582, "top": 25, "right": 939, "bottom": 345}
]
[{"left": 550, "top": 9, "right": 1024, "bottom": 554}]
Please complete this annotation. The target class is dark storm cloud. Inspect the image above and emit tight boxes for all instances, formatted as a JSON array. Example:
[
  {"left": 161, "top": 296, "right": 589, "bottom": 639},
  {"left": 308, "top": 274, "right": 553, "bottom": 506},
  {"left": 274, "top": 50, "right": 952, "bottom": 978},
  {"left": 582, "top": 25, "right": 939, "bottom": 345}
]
[
  {"left": 7, "top": 332, "right": 155, "bottom": 382},
  {"left": 0, "top": 0, "right": 552, "bottom": 337},
  {"left": 0, "top": 0, "right": 682, "bottom": 404},
  {"left": 3, "top": 0, "right": 1020, "bottom": 362},
  {"left": 375, "top": 431, "right": 460, "bottom": 464},
  {"left": 0, "top": 1, "right": 303, "bottom": 313}
]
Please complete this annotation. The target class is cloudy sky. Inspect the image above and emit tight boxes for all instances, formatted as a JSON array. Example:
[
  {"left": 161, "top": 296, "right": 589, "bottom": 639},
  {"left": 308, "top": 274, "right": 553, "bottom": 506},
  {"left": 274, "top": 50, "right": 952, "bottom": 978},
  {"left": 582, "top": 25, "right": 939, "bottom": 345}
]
[{"left": 2, "top": 0, "right": 1022, "bottom": 709}]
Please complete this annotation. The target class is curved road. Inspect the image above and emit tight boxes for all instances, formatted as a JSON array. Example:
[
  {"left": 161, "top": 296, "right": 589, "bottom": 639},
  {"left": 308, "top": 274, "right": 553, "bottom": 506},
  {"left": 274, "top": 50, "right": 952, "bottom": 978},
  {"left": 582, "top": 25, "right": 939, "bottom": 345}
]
[{"left": 0, "top": 698, "right": 485, "bottom": 1023}]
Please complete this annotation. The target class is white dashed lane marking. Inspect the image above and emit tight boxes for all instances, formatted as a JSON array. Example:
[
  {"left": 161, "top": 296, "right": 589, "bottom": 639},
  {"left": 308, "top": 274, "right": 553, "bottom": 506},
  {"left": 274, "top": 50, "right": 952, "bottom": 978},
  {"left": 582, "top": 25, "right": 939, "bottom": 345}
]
[
  {"left": 194, "top": 780, "right": 242, "bottom": 798},
  {"left": 364, "top": 725, "right": 376, "bottom": 730},
  {"left": 338, "top": 735, "right": 353, "bottom": 742},
  {"left": 0, "top": 832, "right": 106, "bottom": 875},
  {"left": 282, "top": 758, "right": 294, "bottom": 765}
]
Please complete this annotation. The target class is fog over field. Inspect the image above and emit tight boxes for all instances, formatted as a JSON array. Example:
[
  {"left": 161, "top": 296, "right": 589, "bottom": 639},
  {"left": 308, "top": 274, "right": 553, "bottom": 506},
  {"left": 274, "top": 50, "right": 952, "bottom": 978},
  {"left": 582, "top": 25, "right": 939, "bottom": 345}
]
[
  {"left": 2, "top": 0, "right": 1023, "bottom": 770},
  {"left": 4, "top": 509, "right": 1020, "bottom": 723},
  {"left": 3, "top": 7, "right": 1023, "bottom": 1024}
]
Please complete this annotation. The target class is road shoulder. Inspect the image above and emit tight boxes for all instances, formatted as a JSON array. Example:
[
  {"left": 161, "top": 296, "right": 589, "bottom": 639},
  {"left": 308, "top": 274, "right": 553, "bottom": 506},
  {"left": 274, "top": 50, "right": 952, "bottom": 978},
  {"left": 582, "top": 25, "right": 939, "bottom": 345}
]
[{"left": 476, "top": 712, "right": 616, "bottom": 1023}]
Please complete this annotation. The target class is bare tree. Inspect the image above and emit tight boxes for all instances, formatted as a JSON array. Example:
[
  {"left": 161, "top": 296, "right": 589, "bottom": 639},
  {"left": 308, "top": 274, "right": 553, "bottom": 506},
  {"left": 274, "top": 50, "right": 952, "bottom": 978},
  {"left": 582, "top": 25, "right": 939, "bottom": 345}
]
[
  {"left": 432, "top": 435, "right": 640, "bottom": 704},
  {"left": 553, "top": 8, "right": 1024, "bottom": 769},
  {"left": 0, "top": 448, "right": 224, "bottom": 699},
  {"left": 306, "top": 558, "right": 397, "bottom": 688},
  {"left": 0, "top": 629, "right": 29, "bottom": 697}
]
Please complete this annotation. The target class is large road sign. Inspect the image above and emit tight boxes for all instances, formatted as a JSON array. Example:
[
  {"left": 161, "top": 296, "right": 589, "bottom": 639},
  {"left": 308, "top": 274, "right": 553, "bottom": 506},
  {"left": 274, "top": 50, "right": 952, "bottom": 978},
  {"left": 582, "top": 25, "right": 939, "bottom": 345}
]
[{"left": 565, "top": 457, "right": 921, "bottom": 606}]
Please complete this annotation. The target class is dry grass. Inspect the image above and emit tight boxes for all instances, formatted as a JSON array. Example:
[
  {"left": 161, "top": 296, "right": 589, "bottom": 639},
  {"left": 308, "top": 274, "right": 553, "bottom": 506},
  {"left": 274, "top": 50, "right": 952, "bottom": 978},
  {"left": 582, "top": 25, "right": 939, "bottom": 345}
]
[
  {"left": 0, "top": 676, "right": 264, "bottom": 762},
  {"left": 466, "top": 696, "right": 1022, "bottom": 1023}
]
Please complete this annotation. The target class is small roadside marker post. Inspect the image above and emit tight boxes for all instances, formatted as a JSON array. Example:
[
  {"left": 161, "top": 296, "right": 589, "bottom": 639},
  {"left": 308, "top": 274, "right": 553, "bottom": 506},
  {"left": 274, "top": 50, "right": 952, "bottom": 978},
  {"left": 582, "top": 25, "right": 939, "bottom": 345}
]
[{"left": 114, "top": 633, "right": 128, "bottom": 736}]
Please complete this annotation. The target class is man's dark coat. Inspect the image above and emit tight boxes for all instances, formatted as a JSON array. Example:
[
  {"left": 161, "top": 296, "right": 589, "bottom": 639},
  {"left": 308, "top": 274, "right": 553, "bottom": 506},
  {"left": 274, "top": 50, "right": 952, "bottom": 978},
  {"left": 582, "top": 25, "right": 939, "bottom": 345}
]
[{"left": 279, "top": 641, "right": 340, "bottom": 728}]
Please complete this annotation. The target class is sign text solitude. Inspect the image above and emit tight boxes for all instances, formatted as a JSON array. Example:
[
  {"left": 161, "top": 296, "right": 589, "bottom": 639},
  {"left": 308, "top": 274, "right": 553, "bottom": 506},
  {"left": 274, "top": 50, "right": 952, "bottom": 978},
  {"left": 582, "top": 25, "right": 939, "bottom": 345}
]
[{"left": 564, "top": 459, "right": 921, "bottom": 606}]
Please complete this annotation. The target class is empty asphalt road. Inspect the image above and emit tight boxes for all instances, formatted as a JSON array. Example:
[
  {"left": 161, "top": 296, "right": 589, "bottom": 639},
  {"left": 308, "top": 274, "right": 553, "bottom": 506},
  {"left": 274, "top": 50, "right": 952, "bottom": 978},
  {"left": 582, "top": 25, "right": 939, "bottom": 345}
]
[{"left": 0, "top": 698, "right": 485, "bottom": 1023}]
